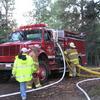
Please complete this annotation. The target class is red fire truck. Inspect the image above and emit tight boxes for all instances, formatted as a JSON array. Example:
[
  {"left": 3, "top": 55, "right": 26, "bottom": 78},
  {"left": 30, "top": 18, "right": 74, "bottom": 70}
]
[{"left": 0, "top": 24, "right": 87, "bottom": 82}]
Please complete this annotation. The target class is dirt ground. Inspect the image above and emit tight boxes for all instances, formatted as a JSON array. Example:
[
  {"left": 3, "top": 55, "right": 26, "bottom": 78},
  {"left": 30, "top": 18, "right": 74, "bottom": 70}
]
[
  {"left": 0, "top": 76, "right": 100, "bottom": 100},
  {"left": 0, "top": 77, "right": 87, "bottom": 100}
]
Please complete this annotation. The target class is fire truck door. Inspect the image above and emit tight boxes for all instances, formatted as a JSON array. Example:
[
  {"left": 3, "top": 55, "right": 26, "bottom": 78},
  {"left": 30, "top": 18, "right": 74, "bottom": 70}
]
[{"left": 44, "top": 30, "right": 55, "bottom": 55}]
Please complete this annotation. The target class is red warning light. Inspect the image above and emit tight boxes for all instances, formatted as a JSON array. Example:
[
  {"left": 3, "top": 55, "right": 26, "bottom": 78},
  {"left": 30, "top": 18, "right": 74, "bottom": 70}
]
[{"left": 19, "top": 23, "right": 48, "bottom": 30}]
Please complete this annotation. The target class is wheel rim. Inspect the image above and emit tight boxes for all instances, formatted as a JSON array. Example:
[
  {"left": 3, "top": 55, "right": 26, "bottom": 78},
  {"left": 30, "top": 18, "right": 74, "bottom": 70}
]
[{"left": 39, "top": 67, "right": 47, "bottom": 81}]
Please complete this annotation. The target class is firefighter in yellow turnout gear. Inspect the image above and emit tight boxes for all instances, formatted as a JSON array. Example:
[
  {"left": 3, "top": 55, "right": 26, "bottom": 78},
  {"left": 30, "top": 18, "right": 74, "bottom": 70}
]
[
  {"left": 64, "top": 42, "right": 80, "bottom": 77},
  {"left": 26, "top": 45, "right": 42, "bottom": 89}
]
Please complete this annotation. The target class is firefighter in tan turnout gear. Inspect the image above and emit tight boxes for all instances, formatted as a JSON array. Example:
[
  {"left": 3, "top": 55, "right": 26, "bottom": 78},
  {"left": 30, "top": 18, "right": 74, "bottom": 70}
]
[
  {"left": 27, "top": 45, "right": 42, "bottom": 89},
  {"left": 64, "top": 42, "right": 80, "bottom": 77}
]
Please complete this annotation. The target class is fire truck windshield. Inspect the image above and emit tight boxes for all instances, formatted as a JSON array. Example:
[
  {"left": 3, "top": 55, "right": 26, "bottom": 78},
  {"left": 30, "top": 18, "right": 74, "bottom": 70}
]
[
  {"left": 9, "top": 31, "right": 23, "bottom": 41},
  {"left": 9, "top": 29, "right": 42, "bottom": 41}
]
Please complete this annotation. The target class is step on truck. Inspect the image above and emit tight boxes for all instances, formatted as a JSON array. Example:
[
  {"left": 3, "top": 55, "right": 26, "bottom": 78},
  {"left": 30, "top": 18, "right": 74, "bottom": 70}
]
[{"left": 0, "top": 24, "right": 87, "bottom": 82}]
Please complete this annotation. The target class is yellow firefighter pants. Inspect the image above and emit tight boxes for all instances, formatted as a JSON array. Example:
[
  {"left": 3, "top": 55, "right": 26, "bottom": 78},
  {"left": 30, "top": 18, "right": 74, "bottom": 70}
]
[
  {"left": 69, "top": 63, "right": 80, "bottom": 77},
  {"left": 26, "top": 77, "right": 41, "bottom": 89}
]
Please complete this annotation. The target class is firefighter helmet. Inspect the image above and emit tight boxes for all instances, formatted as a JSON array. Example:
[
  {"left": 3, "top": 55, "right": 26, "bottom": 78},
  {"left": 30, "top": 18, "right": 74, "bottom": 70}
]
[
  {"left": 21, "top": 47, "right": 30, "bottom": 53},
  {"left": 69, "top": 42, "right": 76, "bottom": 48}
]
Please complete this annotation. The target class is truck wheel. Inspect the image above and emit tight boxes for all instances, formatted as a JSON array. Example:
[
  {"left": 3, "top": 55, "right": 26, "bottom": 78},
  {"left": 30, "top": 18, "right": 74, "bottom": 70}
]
[
  {"left": 0, "top": 70, "right": 11, "bottom": 83},
  {"left": 39, "top": 62, "right": 49, "bottom": 83}
]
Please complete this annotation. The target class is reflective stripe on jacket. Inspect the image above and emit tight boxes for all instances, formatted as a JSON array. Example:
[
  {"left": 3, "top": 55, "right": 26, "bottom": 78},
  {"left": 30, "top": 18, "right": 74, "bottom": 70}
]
[
  {"left": 65, "top": 49, "right": 79, "bottom": 64},
  {"left": 12, "top": 53, "right": 37, "bottom": 82}
]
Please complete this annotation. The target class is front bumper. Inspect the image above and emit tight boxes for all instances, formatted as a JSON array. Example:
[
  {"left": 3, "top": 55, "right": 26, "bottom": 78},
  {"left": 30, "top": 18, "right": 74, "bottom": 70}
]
[{"left": 0, "top": 63, "right": 13, "bottom": 70}]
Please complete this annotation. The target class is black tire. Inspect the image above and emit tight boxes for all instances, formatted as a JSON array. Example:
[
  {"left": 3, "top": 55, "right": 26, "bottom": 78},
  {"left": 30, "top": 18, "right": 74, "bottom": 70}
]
[
  {"left": 39, "top": 62, "right": 49, "bottom": 83},
  {"left": 0, "top": 70, "right": 11, "bottom": 83}
]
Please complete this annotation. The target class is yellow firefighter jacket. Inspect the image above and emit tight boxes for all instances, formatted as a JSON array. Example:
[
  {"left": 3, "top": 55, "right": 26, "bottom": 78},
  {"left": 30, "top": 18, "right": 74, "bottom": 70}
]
[
  {"left": 12, "top": 53, "right": 37, "bottom": 82},
  {"left": 64, "top": 48, "right": 79, "bottom": 65}
]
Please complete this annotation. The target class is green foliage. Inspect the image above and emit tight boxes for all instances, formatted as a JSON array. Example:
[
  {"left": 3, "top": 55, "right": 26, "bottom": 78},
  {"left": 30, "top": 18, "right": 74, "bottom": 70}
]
[
  {"left": 33, "top": 0, "right": 51, "bottom": 23},
  {"left": 83, "top": 0, "right": 100, "bottom": 65},
  {"left": 0, "top": 0, "right": 16, "bottom": 40},
  {"left": 33, "top": 0, "right": 86, "bottom": 30}
]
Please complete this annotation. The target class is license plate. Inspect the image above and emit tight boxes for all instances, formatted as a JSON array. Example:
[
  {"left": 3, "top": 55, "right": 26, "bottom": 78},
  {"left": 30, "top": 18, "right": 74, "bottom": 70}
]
[{"left": 5, "top": 64, "right": 11, "bottom": 68}]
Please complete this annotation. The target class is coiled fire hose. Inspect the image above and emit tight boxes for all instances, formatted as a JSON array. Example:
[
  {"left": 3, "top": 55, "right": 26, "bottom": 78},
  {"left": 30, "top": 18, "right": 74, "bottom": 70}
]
[{"left": 0, "top": 42, "right": 66, "bottom": 98}]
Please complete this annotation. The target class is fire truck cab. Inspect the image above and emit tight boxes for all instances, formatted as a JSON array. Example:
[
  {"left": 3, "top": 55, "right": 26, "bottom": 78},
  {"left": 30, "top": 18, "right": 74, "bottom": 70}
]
[{"left": 0, "top": 24, "right": 87, "bottom": 82}]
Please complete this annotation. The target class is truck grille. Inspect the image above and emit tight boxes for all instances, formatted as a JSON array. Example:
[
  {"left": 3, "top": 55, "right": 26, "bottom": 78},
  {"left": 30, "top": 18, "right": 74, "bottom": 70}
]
[{"left": 0, "top": 45, "right": 20, "bottom": 56}]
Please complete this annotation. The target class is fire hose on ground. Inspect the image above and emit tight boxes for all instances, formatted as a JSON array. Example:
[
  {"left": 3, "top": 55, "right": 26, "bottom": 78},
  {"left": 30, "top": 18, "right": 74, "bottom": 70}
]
[
  {"left": 65, "top": 54, "right": 100, "bottom": 100},
  {"left": 64, "top": 55, "right": 100, "bottom": 77},
  {"left": 76, "top": 78, "right": 100, "bottom": 100},
  {"left": 75, "top": 65, "right": 100, "bottom": 100}
]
